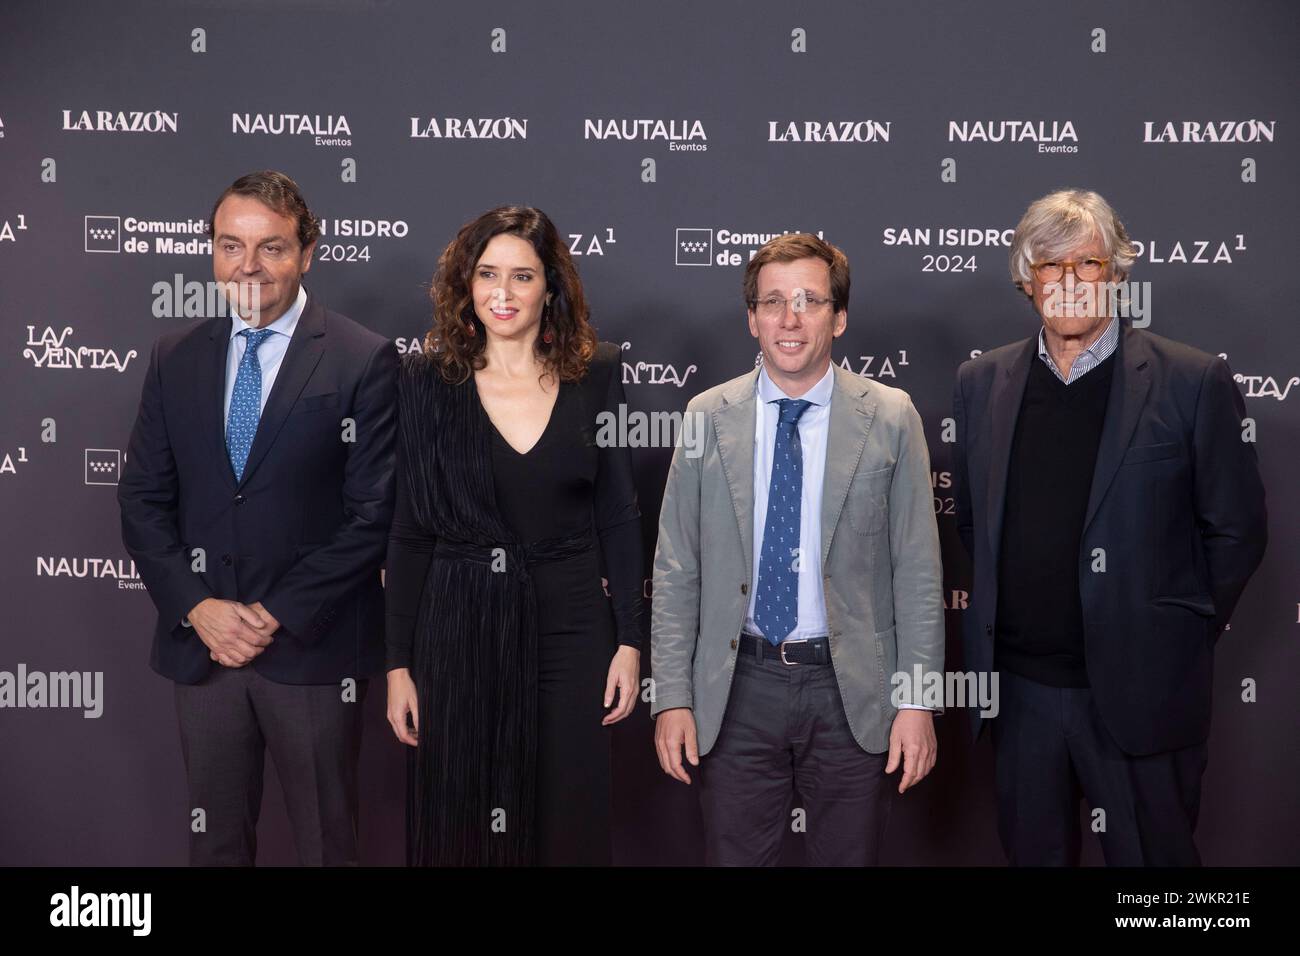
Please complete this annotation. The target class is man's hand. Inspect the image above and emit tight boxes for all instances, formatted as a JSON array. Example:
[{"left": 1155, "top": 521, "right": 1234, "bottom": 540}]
[
  {"left": 246, "top": 601, "right": 280, "bottom": 635},
  {"left": 188, "top": 598, "right": 274, "bottom": 668},
  {"left": 602, "top": 646, "right": 641, "bottom": 725},
  {"left": 654, "top": 708, "right": 699, "bottom": 785},
  {"left": 886, "top": 709, "right": 937, "bottom": 794}
]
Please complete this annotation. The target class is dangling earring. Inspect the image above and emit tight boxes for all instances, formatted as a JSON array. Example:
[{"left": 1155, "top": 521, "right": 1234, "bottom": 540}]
[
  {"left": 541, "top": 304, "right": 554, "bottom": 344},
  {"left": 464, "top": 315, "right": 476, "bottom": 337}
]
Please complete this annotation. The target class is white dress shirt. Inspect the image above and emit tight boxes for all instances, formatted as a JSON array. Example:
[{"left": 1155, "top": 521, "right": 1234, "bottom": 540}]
[
  {"left": 222, "top": 284, "right": 308, "bottom": 428},
  {"left": 744, "top": 360, "right": 931, "bottom": 710},
  {"left": 745, "top": 361, "right": 834, "bottom": 640}
]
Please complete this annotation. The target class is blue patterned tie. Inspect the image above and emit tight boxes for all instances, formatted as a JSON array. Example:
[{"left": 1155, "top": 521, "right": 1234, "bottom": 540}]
[
  {"left": 754, "top": 398, "right": 812, "bottom": 645},
  {"left": 226, "top": 328, "right": 275, "bottom": 482}
]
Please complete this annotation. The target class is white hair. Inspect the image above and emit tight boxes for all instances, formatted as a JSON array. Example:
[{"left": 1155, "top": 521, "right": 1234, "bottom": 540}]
[{"left": 1008, "top": 189, "right": 1136, "bottom": 289}]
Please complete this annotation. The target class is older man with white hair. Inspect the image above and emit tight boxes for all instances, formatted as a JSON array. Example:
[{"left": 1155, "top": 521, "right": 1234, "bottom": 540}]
[{"left": 951, "top": 188, "right": 1266, "bottom": 866}]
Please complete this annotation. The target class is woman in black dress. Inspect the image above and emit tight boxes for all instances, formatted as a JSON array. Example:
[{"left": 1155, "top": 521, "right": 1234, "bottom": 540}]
[{"left": 384, "top": 206, "right": 645, "bottom": 865}]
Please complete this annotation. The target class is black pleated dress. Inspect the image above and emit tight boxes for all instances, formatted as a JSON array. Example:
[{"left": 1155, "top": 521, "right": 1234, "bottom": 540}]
[{"left": 384, "top": 341, "right": 645, "bottom": 866}]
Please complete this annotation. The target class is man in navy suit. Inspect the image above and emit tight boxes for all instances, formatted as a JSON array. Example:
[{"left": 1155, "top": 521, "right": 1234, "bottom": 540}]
[
  {"left": 952, "top": 189, "right": 1266, "bottom": 866},
  {"left": 118, "top": 170, "right": 398, "bottom": 865}
]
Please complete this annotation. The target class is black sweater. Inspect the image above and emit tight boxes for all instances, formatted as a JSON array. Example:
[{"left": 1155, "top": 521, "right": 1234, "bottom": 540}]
[{"left": 994, "top": 352, "right": 1116, "bottom": 686}]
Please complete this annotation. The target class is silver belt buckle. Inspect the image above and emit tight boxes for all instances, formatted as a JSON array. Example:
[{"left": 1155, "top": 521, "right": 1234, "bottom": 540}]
[{"left": 779, "top": 638, "right": 809, "bottom": 666}]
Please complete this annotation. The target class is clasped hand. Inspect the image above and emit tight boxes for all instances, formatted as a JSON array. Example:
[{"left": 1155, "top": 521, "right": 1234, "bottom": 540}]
[{"left": 188, "top": 598, "right": 279, "bottom": 667}]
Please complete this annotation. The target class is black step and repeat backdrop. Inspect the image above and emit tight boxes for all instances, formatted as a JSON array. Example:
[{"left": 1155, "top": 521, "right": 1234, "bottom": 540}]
[{"left": 1, "top": 0, "right": 1296, "bottom": 866}]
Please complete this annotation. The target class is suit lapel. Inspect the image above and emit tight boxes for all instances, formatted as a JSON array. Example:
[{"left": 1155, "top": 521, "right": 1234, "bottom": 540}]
[
  {"left": 236, "top": 292, "right": 327, "bottom": 490},
  {"left": 985, "top": 336, "right": 1036, "bottom": 562},
  {"left": 200, "top": 315, "right": 237, "bottom": 490},
  {"left": 1083, "top": 325, "right": 1150, "bottom": 532},
  {"left": 712, "top": 369, "right": 759, "bottom": 585},
  {"left": 821, "top": 364, "right": 875, "bottom": 569}
]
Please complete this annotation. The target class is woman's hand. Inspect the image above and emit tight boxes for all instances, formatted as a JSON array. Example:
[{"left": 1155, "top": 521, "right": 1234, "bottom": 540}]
[
  {"left": 601, "top": 645, "right": 641, "bottom": 725},
  {"left": 387, "top": 668, "right": 419, "bottom": 746}
]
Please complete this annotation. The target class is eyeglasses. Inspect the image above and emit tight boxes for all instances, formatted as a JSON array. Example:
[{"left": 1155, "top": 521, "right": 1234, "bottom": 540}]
[
  {"left": 749, "top": 294, "right": 834, "bottom": 318},
  {"left": 1031, "top": 258, "right": 1111, "bottom": 282}
]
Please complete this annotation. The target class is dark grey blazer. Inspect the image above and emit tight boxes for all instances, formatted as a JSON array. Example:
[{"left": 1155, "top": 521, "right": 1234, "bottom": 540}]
[{"left": 652, "top": 363, "right": 945, "bottom": 755}]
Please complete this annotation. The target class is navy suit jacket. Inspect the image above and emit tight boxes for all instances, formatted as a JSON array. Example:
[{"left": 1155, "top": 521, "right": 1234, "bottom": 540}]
[
  {"left": 118, "top": 290, "right": 398, "bottom": 684},
  {"left": 952, "top": 324, "right": 1267, "bottom": 754}
]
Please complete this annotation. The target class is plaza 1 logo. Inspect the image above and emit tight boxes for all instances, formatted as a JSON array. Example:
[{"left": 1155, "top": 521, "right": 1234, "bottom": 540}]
[
  {"left": 85, "top": 215, "right": 211, "bottom": 255},
  {"left": 1129, "top": 234, "right": 1244, "bottom": 265},
  {"left": 620, "top": 342, "right": 697, "bottom": 388},
  {"left": 232, "top": 112, "right": 352, "bottom": 147},
  {"left": 752, "top": 349, "right": 912, "bottom": 382},
  {"left": 835, "top": 350, "right": 910, "bottom": 381},
  {"left": 23, "top": 326, "right": 137, "bottom": 372},
  {"left": 568, "top": 227, "right": 616, "bottom": 257},
  {"left": 675, "top": 228, "right": 830, "bottom": 267},
  {"left": 1, "top": 212, "right": 27, "bottom": 242}
]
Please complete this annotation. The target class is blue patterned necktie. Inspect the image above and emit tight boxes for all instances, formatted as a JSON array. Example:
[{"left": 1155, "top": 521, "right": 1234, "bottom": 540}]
[
  {"left": 226, "top": 327, "right": 275, "bottom": 482},
  {"left": 754, "top": 398, "right": 812, "bottom": 645}
]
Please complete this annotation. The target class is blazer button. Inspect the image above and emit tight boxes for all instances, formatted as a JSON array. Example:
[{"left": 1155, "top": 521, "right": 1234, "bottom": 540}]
[
  {"left": 221, "top": 554, "right": 232, "bottom": 566},
  {"left": 730, "top": 638, "right": 738, "bottom": 650},
  {"left": 234, "top": 494, "right": 245, "bottom": 505},
  {"left": 740, "top": 583, "right": 747, "bottom": 595}
]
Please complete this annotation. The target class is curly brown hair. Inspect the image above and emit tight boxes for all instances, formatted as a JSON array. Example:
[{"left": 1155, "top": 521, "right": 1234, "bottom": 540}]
[{"left": 423, "top": 206, "right": 597, "bottom": 385}]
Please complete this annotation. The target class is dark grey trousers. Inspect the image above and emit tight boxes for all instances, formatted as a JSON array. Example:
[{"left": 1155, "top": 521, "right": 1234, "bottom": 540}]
[
  {"left": 991, "top": 669, "right": 1208, "bottom": 866},
  {"left": 174, "top": 664, "right": 367, "bottom": 866},
  {"left": 698, "top": 639, "right": 893, "bottom": 866}
]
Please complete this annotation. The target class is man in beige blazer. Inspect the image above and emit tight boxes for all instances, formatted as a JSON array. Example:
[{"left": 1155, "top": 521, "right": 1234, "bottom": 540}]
[{"left": 651, "top": 233, "right": 944, "bottom": 865}]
